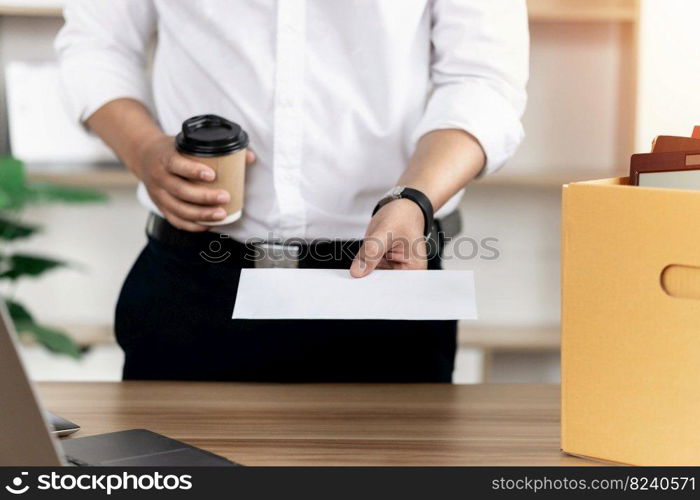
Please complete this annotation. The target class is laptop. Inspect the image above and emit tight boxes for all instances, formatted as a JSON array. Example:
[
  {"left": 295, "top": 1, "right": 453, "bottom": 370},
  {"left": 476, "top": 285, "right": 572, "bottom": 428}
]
[
  {"left": 46, "top": 410, "right": 80, "bottom": 437},
  {"left": 0, "top": 302, "right": 238, "bottom": 466}
]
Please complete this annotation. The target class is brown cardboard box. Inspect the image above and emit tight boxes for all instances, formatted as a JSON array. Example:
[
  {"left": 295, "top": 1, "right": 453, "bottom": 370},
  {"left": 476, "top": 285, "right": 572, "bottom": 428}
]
[{"left": 561, "top": 177, "right": 700, "bottom": 465}]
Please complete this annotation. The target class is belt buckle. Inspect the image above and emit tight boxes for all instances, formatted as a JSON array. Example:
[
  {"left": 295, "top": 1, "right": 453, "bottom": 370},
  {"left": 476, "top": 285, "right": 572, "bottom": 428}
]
[{"left": 253, "top": 243, "right": 301, "bottom": 269}]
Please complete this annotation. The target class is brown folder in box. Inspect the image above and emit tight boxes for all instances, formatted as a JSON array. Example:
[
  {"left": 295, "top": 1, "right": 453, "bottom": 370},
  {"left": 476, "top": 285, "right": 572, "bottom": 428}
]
[
  {"left": 652, "top": 136, "right": 700, "bottom": 153},
  {"left": 630, "top": 150, "right": 700, "bottom": 185}
]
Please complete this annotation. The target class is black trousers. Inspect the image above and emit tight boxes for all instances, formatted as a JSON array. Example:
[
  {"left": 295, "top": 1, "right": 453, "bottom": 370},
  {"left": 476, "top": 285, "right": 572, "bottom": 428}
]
[{"left": 114, "top": 234, "right": 457, "bottom": 382}]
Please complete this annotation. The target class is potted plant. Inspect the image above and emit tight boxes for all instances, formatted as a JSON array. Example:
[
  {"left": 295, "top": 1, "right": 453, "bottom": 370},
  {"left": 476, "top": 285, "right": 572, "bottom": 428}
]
[{"left": 0, "top": 156, "right": 107, "bottom": 358}]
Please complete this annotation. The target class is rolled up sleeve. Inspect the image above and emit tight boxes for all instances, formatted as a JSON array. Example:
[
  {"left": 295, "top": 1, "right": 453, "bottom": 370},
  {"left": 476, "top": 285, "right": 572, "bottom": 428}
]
[
  {"left": 54, "top": 0, "right": 156, "bottom": 124},
  {"left": 412, "top": 0, "right": 529, "bottom": 176}
]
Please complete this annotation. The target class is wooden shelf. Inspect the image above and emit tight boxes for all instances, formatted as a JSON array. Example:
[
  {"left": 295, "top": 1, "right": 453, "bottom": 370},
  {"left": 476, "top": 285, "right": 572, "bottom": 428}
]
[
  {"left": 26, "top": 164, "right": 627, "bottom": 189},
  {"left": 527, "top": 0, "right": 639, "bottom": 23},
  {"left": 478, "top": 170, "right": 628, "bottom": 187},
  {"left": 480, "top": 173, "right": 571, "bottom": 188},
  {"left": 19, "top": 323, "right": 113, "bottom": 347},
  {"left": 0, "top": 4, "right": 62, "bottom": 16},
  {"left": 27, "top": 164, "right": 137, "bottom": 188},
  {"left": 459, "top": 325, "right": 560, "bottom": 352},
  {"left": 22, "top": 322, "right": 541, "bottom": 351},
  {"left": 1, "top": 1, "right": 639, "bottom": 23},
  {"left": 21, "top": 322, "right": 561, "bottom": 351}
]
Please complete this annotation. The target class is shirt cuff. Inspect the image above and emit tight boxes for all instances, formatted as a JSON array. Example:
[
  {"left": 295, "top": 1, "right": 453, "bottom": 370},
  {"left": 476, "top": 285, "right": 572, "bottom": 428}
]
[
  {"left": 411, "top": 80, "right": 525, "bottom": 177},
  {"left": 58, "top": 52, "right": 151, "bottom": 125}
]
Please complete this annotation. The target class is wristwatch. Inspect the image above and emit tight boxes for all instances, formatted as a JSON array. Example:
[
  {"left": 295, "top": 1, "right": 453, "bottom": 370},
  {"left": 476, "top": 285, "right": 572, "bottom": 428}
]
[{"left": 372, "top": 186, "right": 434, "bottom": 239}]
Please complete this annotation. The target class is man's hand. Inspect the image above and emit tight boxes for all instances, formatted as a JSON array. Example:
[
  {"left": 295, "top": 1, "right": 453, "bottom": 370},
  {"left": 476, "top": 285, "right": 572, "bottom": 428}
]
[
  {"left": 350, "top": 198, "right": 428, "bottom": 278},
  {"left": 137, "top": 135, "right": 255, "bottom": 232},
  {"left": 348, "top": 129, "right": 486, "bottom": 277},
  {"left": 83, "top": 99, "right": 258, "bottom": 232}
]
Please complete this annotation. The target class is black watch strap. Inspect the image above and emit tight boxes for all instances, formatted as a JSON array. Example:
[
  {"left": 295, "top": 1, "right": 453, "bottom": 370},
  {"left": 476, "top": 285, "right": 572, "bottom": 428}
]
[{"left": 372, "top": 187, "right": 434, "bottom": 239}]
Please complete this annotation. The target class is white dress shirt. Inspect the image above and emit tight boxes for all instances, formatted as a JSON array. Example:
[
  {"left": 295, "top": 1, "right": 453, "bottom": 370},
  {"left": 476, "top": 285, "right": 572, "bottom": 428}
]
[{"left": 55, "top": 0, "right": 528, "bottom": 241}]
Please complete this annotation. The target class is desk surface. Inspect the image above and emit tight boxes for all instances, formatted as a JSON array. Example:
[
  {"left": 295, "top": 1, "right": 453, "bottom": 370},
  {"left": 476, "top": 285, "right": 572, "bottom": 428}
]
[{"left": 37, "top": 382, "right": 590, "bottom": 466}]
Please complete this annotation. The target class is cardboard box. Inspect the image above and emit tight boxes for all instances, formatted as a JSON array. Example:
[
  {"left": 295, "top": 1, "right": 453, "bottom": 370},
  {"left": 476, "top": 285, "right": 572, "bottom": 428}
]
[{"left": 561, "top": 177, "right": 700, "bottom": 465}]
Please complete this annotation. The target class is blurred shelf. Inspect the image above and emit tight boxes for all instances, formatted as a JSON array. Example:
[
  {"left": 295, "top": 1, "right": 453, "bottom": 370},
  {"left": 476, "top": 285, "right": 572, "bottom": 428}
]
[
  {"left": 26, "top": 165, "right": 627, "bottom": 189},
  {"left": 0, "top": 3, "right": 62, "bottom": 16},
  {"left": 59, "top": 323, "right": 114, "bottom": 346},
  {"left": 26, "top": 162, "right": 630, "bottom": 190},
  {"left": 20, "top": 322, "right": 561, "bottom": 351},
  {"left": 479, "top": 170, "right": 628, "bottom": 187},
  {"left": 27, "top": 164, "right": 137, "bottom": 188},
  {"left": 1, "top": 1, "right": 638, "bottom": 22},
  {"left": 527, "top": 0, "right": 639, "bottom": 23},
  {"left": 459, "top": 325, "right": 560, "bottom": 352},
  {"left": 19, "top": 323, "right": 114, "bottom": 348}
]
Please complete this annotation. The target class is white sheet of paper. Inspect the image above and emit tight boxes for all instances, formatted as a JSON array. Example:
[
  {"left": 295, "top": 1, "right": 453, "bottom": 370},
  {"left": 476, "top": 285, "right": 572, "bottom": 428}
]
[{"left": 231, "top": 269, "right": 477, "bottom": 320}]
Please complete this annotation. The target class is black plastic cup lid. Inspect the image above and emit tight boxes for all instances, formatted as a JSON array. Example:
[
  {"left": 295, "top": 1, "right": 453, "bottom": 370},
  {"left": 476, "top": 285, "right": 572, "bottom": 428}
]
[{"left": 176, "top": 115, "right": 249, "bottom": 156}]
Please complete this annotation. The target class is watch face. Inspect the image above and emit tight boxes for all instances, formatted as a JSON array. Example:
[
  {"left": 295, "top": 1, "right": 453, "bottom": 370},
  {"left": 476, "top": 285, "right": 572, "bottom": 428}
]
[{"left": 389, "top": 186, "right": 404, "bottom": 199}]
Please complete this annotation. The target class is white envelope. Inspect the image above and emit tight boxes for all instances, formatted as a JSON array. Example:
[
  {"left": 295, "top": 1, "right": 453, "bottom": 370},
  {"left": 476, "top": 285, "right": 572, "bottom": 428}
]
[{"left": 232, "top": 268, "right": 477, "bottom": 320}]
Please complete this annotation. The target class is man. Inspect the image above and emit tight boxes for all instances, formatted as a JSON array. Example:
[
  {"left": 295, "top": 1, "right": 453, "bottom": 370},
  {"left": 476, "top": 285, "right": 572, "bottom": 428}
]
[{"left": 55, "top": 0, "right": 528, "bottom": 382}]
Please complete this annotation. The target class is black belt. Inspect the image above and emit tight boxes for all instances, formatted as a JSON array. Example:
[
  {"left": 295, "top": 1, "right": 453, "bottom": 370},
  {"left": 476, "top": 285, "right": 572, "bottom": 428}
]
[{"left": 146, "top": 211, "right": 461, "bottom": 268}]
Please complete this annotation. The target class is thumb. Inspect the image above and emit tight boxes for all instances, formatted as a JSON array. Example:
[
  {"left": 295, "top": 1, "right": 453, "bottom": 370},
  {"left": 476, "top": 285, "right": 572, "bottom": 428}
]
[{"left": 350, "top": 234, "right": 387, "bottom": 278}]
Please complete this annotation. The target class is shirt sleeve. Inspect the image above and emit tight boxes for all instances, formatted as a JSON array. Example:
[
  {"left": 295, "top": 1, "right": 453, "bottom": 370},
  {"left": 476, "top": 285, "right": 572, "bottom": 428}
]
[
  {"left": 413, "top": 0, "right": 529, "bottom": 176},
  {"left": 54, "top": 0, "right": 157, "bottom": 124}
]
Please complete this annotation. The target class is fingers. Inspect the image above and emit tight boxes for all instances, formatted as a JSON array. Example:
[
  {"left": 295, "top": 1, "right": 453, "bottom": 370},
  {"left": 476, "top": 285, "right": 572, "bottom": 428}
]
[
  {"left": 350, "top": 234, "right": 388, "bottom": 278},
  {"left": 382, "top": 259, "right": 426, "bottom": 270},
  {"left": 165, "top": 155, "right": 216, "bottom": 182},
  {"left": 161, "top": 175, "right": 230, "bottom": 206},
  {"left": 151, "top": 189, "right": 227, "bottom": 227},
  {"left": 166, "top": 148, "right": 255, "bottom": 181},
  {"left": 246, "top": 149, "right": 256, "bottom": 165},
  {"left": 376, "top": 252, "right": 427, "bottom": 270},
  {"left": 386, "top": 239, "right": 429, "bottom": 270},
  {"left": 163, "top": 212, "right": 210, "bottom": 232},
  {"left": 146, "top": 145, "right": 256, "bottom": 232},
  {"left": 350, "top": 228, "right": 429, "bottom": 276}
]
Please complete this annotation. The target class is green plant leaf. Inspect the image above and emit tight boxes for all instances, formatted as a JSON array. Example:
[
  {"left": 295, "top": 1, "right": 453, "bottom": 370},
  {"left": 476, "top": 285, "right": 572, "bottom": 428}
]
[
  {"left": 5, "top": 299, "right": 82, "bottom": 359},
  {"left": 0, "top": 217, "right": 39, "bottom": 241},
  {"left": 0, "top": 187, "right": 12, "bottom": 209},
  {"left": 25, "top": 182, "right": 108, "bottom": 204},
  {"left": 0, "top": 254, "right": 70, "bottom": 280},
  {"left": 0, "top": 157, "right": 30, "bottom": 209},
  {"left": 28, "top": 323, "right": 82, "bottom": 359},
  {"left": 0, "top": 156, "right": 27, "bottom": 195},
  {"left": 0, "top": 157, "right": 107, "bottom": 208},
  {"left": 6, "top": 298, "right": 34, "bottom": 331},
  {"left": 0, "top": 157, "right": 96, "bottom": 360}
]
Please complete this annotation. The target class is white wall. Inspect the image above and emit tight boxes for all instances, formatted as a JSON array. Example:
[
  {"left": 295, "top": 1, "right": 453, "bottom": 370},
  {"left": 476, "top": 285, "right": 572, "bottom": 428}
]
[
  {"left": 446, "top": 185, "right": 561, "bottom": 328},
  {"left": 0, "top": 9, "right": 631, "bottom": 384},
  {"left": 635, "top": 0, "right": 700, "bottom": 149},
  {"left": 0, "top": 17, "right": 628, "bottom": 330},
  {"left": 503, "top": 22, "right": 632, "bottom": 180}
]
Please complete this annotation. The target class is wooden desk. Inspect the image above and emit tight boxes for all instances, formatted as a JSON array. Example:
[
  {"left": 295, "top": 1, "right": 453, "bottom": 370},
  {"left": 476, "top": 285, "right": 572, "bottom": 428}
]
[{"left": 37, "top": 382, "right": 591, "bottom": 466}]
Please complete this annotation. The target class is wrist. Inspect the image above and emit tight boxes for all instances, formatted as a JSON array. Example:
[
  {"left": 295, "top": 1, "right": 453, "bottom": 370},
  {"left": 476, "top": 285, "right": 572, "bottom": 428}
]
[
  {"left": 128, "top": 132, "right": 170, "bottom": 179},
  {"left": 372, "top": 186, "right": 434, "bottom": 238},
  {"left": 396, "top": 198, "right": 425, "bottom": 228}
]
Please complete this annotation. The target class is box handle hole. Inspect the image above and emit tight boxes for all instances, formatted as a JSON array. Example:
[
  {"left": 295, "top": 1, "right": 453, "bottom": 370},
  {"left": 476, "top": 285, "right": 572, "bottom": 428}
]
[{"left": 661, "top": 264, "right": 700, "bottom": 300}]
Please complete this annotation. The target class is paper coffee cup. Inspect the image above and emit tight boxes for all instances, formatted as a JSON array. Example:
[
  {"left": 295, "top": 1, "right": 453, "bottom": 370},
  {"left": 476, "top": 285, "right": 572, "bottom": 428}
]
[{"left": 176, "top": 115, "right": 249, "bottom": 226}]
